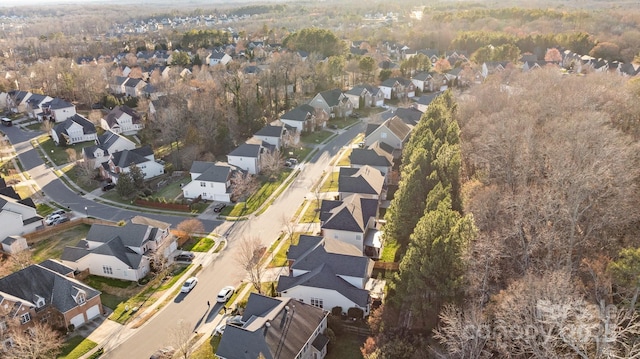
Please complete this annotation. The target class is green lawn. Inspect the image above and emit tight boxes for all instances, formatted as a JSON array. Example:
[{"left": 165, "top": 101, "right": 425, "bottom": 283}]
[
  {"left": 301, "top": 130, "right": 334, "bottom": 145},
  {"left": 380, "top": 236, "right": 400, "bottom": 263},
  {"left": 59, "top": 336, "right": 98, "bottom": 359},
  {"left": 268, "top": 233, "right": 305, "bottom": 268},
  {"left": 62, "top": 163, "right": 101, "bottom": 193},
  {"left": 336, "top": 148, "right": 352, "bottom": 167},
  {"left": 155, "top": 176, "right": 190, "bottom": 199},
  {"left": 31, "top": 224, "right": 91, "bottom": 262},
  {"left": 327, "top": 116, "right": 361, "bottom": 129},
  {"left": 326, "top": 332, "right": 365, "bottom": 359},
  {"left": 37, "top": 136, "right": 86, "bottom": 166},
  {"left": 225, "top": 170, "right": 292, "bottom": 217},
  {"left": 300, "top": 201, "right": 320, "bottom": 223},
  {"left": 182, "top": 236, "right": 216, "bottom": 252},
  {"left": 191, "top": 334, "right": 221, "bottom": 359},
  {"left": 26, "top": 122, "right": 44, "bottom": 131},
  {"left": 319, "top": 171, "right": 339, "bottom": 192}
]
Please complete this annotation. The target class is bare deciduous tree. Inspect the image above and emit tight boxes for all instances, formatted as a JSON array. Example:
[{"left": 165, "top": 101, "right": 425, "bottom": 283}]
[
  {"left": 259, "top": 148, "right": 282, "bottom": 180},
  {"left": 65, "top": 148, "right": 77, "bottom": 163},
  {"left": 3, "top": 321, "right": 64, "bottom": 359},
  {"left": 235, "top": 237, "right": 266, "bottom": 294},
  {"left": 231, "top": 171, "right": 259, "bottom": 210},
  {"left": 74, "top": 159, "right": 97, "bottom": 187},
  {"left": 170, "top": 319, "right": 193, "bottom": 359}
]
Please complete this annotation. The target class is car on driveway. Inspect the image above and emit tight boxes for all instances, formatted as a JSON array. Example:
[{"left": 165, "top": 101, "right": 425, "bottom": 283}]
[
  {"left": 45, "top": 213, "right": 63, "bottom": 225},
  {"left": 52, "top": 216, "right": 70, "bottom": 225},
  {"left": 102, "top": 183, "right": 116, "bottom": 191},
  {"left": 50, "top": 209, "right": 66, "bottom": 217},
  {"left": 213, "top": 203, "right": 226, "bottom": 213},
  {"left": 174, "top": 252, "right": 195, "bottom": 262},
  {"left": 181, "top": 277, "right": 198, "bottom": 293},
  {"left": 217, "top": 286, "right": 235, "bottom": 303}
]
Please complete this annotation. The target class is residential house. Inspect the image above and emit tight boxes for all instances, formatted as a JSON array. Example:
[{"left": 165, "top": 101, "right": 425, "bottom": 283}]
[
  {"left": 208, "top": 51, "right": 232, "bottom": 66},
  {"left": 6, "top": 90, "right": 33, "bottom": 114},
  {"left": 309, "top": 89, "right": 353, "bottom": 118},
  {"left": 417, "top": 48, "right": 440, "bottom": 64},
  {"left": 60, "top": 217, "right": 176, "bottom": 282},
  {"left": 379, "top": 77, "right": 416, "bottom": 100},
  {"left": 278, "top": 235, "right": 373, "bottom": 317},
  {"left": 110, "top": 76, "right": 129, "bottom": 95},
  {"left": 0, "top": 194, "right": 42, "bottom": 239},
  {"left": 51, "top": 114, "right": 98, "bottom": 146},
  {"left": 393, "top": 107, "right": 424, "bottom": 127},
  {"left": 182, "top": 161, "right": 236, "bottom": 202},
  {"left": 344, "top": 84, "right": 385, "bottom": 109},
  {"left": 320, "top": 194, "right": 379, "bottom": 256},
  {"left": 481, "top": 61, "right": 510, "bottom": 80},
  {"left": 1, "top": 235, "right": 28, "bottom": 254},
  {"left": 411, "top": 72, "right": 435, "bottom": 92},
  {"left": 216, "top": 293, "right": 329, "bottom": 359},
  {"left": 227, "top": 143, "right": 262, "bottom": 175},
  {"left": 252, "top": 125, "right": 285, "bottom": 150},
  {"left": 124, "top": 78, "right": 147, "bottom": 97},
  {"left": 349, "top": 141, "right": 394, "bottom": 180},
  {"left": 280, "top": 104, "right": 328, "bottom": 133},
  {"left": 82, "top": 130, "right": 137, "bottom": 168},
  {"left": 100, "top": 105, "right": 144, "bottom": 135},
  {"left": 364, "top": 116, "right": 412, "bottom": 155},
  {"left": 25, "top": 94, "right": 53, "bottom": 119},
  {"left": 99, "top": 146, "right": 164, "bottom": 183},
  {"left": 42, "top": 98, "right": 76, "bottom": 123},
  {"left": 338, "top": 166, "right": 385, "bottom": 201},
  {"left": 413, "top": 92, "right": 442, "bottom": 113},
  {"left": 0, "top": 262, "right": 103, "bottom": 330}
]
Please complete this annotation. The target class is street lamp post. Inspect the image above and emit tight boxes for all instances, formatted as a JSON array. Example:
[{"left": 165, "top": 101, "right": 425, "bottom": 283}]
[{"left": 84, "top": 206, "right": 88, "bottom": 217}]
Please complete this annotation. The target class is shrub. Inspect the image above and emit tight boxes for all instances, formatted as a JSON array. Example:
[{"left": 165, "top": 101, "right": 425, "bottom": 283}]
[
  {"left": 331, "top": 306, "right": 343, "bottom": 316},
  {"left": 347, "top": 307, "right": 364, "bottom": 319}
]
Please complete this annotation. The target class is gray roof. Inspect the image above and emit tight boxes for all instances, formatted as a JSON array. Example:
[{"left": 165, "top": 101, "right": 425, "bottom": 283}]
[
  {"left": 0, "top": 263, "right": 100, "bottom": 314},
  {"left": 412, "top": 72, "right": 433, "bottom": 81},
  {"left": 2, "top": 235, "right": 21, "bottom": 246},
  {"left": 320, "top": 194, "right": 378, "bottom": 233},
  {"left": 38, "top": 259, "right": 75, "bottom": 276},
  {"left": 228, "top": 143, "right": 261, "bottom": 158},
  {"left": 288, "top": 237, "right": 371, "bottom": 278},
  {"left": 415, "top": 92, "right": 442, "bottom": 107},
  {"left": 84, "top": 222, "right": 153, "bottom": 248},
  {"left": 317, "top": 89, "right": 344, "bottom": 107},
  {"left": 53, "top": 114, "right": 97, "bottom": 138},
  {"left": 277, "top": 264, "right": 370, "bottom": 307},
  {"left": 281, "top": 104, "right": 315, "bottom": 122},
  {"left": 374, "top": 116, "right": 412, "bottom": 142},
  {"left": 194, "top": 163, "right": 232, "bottom": 183},
  {"left": 254, "top": 125, "right": 283, "bottom": 138},
  {"left": 217, "top": 293, "right": 326, "bottom": 359},
  {"left": 111, "top": 146, "right": 153, "bottom": 168},
  {"left": 338, "top": 166, "right": 384, "bottom": 196},
  {"left": 349, "top": 148, "right": 393, "bottom": 168},
  {"left": 394, "top": 107, "right": 423, "bottom": 126},
  {"left": 104, "top": 105, "right": 142, "bottom": 127},
  {"left": 44, "top": 98, "right": 74, "bottom": 110}
]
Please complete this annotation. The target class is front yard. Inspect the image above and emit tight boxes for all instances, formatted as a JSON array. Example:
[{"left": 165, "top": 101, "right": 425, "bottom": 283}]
[
  {"left": 223, "top": 170, "right": 292, "bottom": 217},
  {"left": 31, "top": 223, "right": 91, "bottom": 262},
  {"left": 301, "top": 130, "right": 334, "bottom": 145}
]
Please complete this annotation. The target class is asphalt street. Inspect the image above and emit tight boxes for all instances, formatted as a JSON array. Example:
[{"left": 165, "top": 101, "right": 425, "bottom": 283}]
[{"left": 0, "top": 121, "right": 364, "bottom": 358}]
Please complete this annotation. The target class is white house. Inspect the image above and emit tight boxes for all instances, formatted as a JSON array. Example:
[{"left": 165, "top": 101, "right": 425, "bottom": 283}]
[
  {"left": 278, "top": 235, "right": 373, "bottom": 317},
  {"left": 182, "top": 161, "right": 236, "bottom": 202},
  {"left": 319, "top": 194, "right": 379, "bottom": 256},
  {"left": 42, "top": 98, "right": 76, "bottom": 123},
  {"left": 60, "top": 217, "right": 175, "bottom": 281},
  {"left": 364, "top": 116, "right": 412, "bottom": 152},
  {"left": 379, "top": 77, "right": 416, "bottom": 100},
  {"left": 0, "top": 194, "right": 42, "bottom": 240},
  {"left": 208, "top": 51, "right": 232, "bottom": 66},
  {"left": 227, "top": 143, "right": 262, "bottom": 175},
  {"left": 252, "top": 125, "right": 284, "bottom": 150},
  {"left": 25, "top": 94, "right": 53, "bottom": 119},
  {"left": 99, "top": 146, "right": 164, "bottom": 183},
  {"left": 100, "top": 105, "right": 144, "bottom": 135},
  {"left": 7, "top": 90, "right": 33, "bottom": 113},
  {"left": 411, "top": 72, "right": 435, "bottom": 92},
  {"left": 82, "top": 131, "right": 137, "bottom": 169},
  {"left": 50, "top": 114, "right": 98, "bottom": 146},
  {"left": 280, "top": 104, "right": 326, "bottom": 133},
  {"left": 349, "top": 141, "right": 394, "bottom": 180}
]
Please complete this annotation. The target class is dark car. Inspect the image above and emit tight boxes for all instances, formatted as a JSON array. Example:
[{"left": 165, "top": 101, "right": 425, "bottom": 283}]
[
  {"left": 213, "top": 203, "right": 227, "bottom": 213},
  {"left": 349, "top": 112, "right": 361, "bottom": 118},
  {"left": 102, "top": 183, "right": 116, "bottom": 191},
  {"left": 174, "top": 252, "right": 195, "bottom": 262}
]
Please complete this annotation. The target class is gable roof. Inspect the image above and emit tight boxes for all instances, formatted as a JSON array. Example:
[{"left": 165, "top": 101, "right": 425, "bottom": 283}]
[
  {"left": 316, "top": 89, "right": 344, "bottom": 107},
  {"left": 281, "top": 104, "right": 315, "bottom": 122},
  {"left": 44, "top": 98, "right": 74, "bottom": 110},
  {"left": 37, "top": 259, "right": 75, "bottom": 277},
  {"left": 228, "top": 143, "right": 261, "bottom": 158},
  {"left": 254, "top": 125, "right": 283, "bottom": 138},
  {"left": 338, "top": 166, "right": 384, "bottom": 196},
  {"left": 193, "top": 162, "right": 233, "bottom": 183},
  {"left": 376, "top": 116, "right": 412, "bottom": 141},
  {"left": 111, "top": 147, "right": 152, "bottom": 168},
  {"left": 412, "top": 72, "right": 433, "bottom": 81},
  {"left": 217, "top": 293, "right": 326, "bottom": 359},
  {"left": 53, "top": 114, "right": 96, "bottom": 137},
  {"left": 288, "top": 237, "right": 371, "bottom": 278},
  {"left": 104, "top": 105, "right": 142, "bottom": 127},
  {"left": 349, "top": 147, "right": 393, "bottom": 168},
  {"left": 0, "top": 263, "right": 100, "bottom": 314},
  {"left": 320, "top": 194, "right": 378, "bottom": 233},
  {"left": 393, "top": 107, "right": 423, "bottom": 126},
  {"left": 414, "top": 92, "right": 442, "bottom": 107}
]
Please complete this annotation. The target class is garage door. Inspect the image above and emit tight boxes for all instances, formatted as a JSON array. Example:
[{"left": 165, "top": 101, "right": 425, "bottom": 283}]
[
  {"left": 86, "top": 305, "right": 101, "bottom": 320},
  {"left": 70, "top": 313, "right": 85, "bottom": 328},
  {"left": 375, "top": 100, "right": 384, "bottom": 107}
]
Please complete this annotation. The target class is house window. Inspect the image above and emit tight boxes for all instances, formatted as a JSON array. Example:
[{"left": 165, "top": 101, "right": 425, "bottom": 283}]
[
  {"left": 77, "top": 293, "right": 86, "bottom": 305},
  {"left": 19, "top": 313, "right": 31, "bottom": 324},
  {"left": 310, "top": 298, "right": 323, "bottom": 309},
  {"left": 103, "top": 265, "right": 113, "bottom": 275},
  {"left": 200, "top": 182, "right": 206, "bottom": 187}
]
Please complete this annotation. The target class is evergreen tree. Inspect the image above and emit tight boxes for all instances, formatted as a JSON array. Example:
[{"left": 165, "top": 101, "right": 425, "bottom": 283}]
[
  {"left": 129, "top": 162, "right": 145, "bottom": 189},
  {"left": 116, "top": 172, "right": 135, "bottom": 197}
]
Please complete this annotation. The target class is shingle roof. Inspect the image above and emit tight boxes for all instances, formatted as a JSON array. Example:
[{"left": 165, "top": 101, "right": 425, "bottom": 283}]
[
  {"left": 44, "top": 98, "right": 74, "bottom": 110},
  {"left": 254, "top": 125, "right": 283, "bottom": 138},
  {"left": 228, "top": 143, "right": 261, "bottom": 158},
  {"left": 338, "top": 166, "right": 384, "bottom": 196},
  {"left": 111, "top": 146, "right": 153, "bottom": 168},
  {"left": 217, "top": 293, "right": 326, "bottom": 359},
  {"left": 194, "top": 163, "right": 232, "bottom": 183},
  {"left": 415, "top": 92, "right": 441, "bottom": 106},
  {"left": 53, "top": 115, "right": 97, "bottom": 139},
  {"left": 277, "top": 264, "right": 370, "bottom": 306},
  {"left": 0, "top": 263, "right": 100, "bottom": 314},
  {"left": 394, "top": 107, "right": 423, "bottom": 126},
  {"left": 289, "top": 239, "right": 371, "bottom": 278},
  {"left": 104, "top": 105, "right": 142, "bottom": 127},
  {"left": 317, "top": 89, "right": 344, "bottom": 107},
  {"left": 379, "top": 116, "right": 412, "bottom": 141},
  {"left": 320, "top": 194, "right": 378, "bottom": 233},
  {"left": 38, "top": 259, "right": 75, "bottom": 276},
  {"left": 412, "top": 72, "right": 433, "bottom": 81},
  {"left": 349, "top": 148, "right": 393, "bottom": 168},
  {"left": 281, "top": 104, "right": 315, "bottom": 122}
]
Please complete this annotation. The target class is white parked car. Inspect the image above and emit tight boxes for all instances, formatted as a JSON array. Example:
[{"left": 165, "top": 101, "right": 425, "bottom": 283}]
[
  {"left": 181, "top": 277, "right": 198, "bottom": 293},
  {"left": 216, "top": 286, "right": 235, "bottom": 303},
  {"left": 45, "top": 213, "right": 63, "bottom": 225}
]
